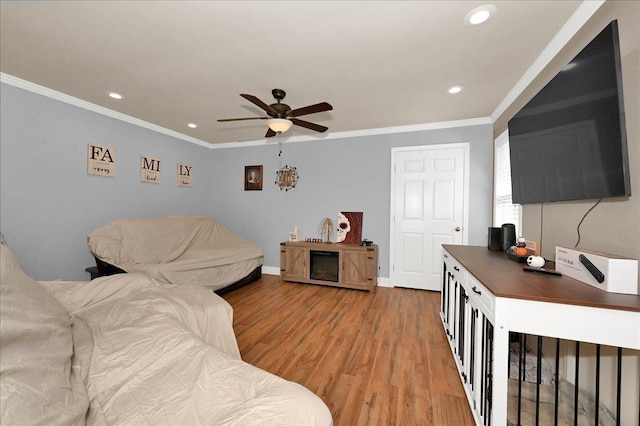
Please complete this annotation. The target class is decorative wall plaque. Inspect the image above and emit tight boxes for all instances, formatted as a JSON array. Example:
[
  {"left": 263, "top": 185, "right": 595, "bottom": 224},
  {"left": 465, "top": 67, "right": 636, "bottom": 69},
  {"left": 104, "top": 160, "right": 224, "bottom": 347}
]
[
  {"left": 275, "top": 165, "right": 298, "bottom": 191},
  {"left": 177, "top": 163, "right": 193, "bottom": 187},
  {"left": 140, "top": 156, "right": 161, "bottom": 183},
  {"left": 87, "top": 143, "right": 116, "bottom": 177}
]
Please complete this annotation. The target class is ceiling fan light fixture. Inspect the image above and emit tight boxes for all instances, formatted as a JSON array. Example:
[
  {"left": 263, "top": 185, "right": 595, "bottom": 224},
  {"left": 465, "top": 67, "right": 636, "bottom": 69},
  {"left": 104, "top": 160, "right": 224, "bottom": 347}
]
[{"left": 268, "top": 118, "right": 293, "bottom": 133}]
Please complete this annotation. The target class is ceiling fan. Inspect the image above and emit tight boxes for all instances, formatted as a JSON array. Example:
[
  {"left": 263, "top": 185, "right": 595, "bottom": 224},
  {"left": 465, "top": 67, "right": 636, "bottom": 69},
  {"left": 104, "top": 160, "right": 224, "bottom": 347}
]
[{"left": 217, "top": 89, "right": 333, "bottom": 138}]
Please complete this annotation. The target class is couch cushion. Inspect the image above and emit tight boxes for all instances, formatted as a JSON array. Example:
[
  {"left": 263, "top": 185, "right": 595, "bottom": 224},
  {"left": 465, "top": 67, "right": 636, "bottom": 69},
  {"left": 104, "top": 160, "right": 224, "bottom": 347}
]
[{"left": 0, "top": 245, "right": 89, "bottom": 425}]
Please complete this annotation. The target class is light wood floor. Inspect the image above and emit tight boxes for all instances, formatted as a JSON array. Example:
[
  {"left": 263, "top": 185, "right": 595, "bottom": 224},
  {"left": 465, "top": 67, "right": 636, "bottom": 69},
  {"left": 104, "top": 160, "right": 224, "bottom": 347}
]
[{"left": 222, "top": 275, "right": 475, "bottom": 426}]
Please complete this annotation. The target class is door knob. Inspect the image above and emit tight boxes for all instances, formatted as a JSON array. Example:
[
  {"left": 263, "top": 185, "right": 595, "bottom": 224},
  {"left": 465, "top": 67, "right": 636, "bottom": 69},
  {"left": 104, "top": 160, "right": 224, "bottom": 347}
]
[{"left": 455, "top": 227, "right": 461, "bottom": 232}]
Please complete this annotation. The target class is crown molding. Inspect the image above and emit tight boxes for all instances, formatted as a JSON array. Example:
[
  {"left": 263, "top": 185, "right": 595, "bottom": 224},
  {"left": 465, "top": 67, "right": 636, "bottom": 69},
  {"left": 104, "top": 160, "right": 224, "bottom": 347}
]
[
  {"left": 1, "top": 73, "right": 213, "bottom": 148},
  {"left": 211, "top": 116, "right": 493, "bottom": 149},
  {"left": 2, "top": 72, "right": 491, "bottom": 150}
]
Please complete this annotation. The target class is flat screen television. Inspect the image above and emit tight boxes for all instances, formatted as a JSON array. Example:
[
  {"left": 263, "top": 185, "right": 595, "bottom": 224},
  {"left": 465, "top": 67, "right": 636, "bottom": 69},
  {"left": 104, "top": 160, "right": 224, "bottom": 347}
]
[{"left": 508, "top": 20, "right": 630, "bottom": 204}]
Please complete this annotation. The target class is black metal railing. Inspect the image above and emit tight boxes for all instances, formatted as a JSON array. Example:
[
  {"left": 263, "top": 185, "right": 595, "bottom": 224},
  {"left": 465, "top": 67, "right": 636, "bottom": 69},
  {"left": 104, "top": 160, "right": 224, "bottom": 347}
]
[{"left": 507, "top": 332, "right": 639, "bottom": 426}]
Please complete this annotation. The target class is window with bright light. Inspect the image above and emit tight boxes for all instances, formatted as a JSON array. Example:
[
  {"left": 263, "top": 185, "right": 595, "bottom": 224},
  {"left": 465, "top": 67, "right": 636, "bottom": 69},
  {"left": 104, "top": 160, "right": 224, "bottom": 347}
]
[{"left": 494, "top": 130, "right": 522, "bottom": 231}]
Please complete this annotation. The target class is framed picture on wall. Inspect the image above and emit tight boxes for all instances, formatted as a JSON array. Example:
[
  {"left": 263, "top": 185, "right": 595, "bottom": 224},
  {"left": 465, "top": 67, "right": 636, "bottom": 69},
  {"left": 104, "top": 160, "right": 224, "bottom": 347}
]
[{"left": 244, "top": 165, "right": 263, "bottom": 191}]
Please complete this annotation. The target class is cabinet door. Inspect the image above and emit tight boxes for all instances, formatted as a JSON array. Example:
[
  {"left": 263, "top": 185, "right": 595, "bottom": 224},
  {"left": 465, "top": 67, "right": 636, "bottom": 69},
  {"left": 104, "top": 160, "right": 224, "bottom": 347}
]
[
  {"left": 447, "top": 268, "right": 461, "bottom": 348},
  {"left": 341, "top": 248, "right": 376, "bottom": 288},
  {"left": 442, "top": 260, "right": 455, "bottom": 340},
  {"left": 282, "top": 246, "right": 307, "bottom": 281}
]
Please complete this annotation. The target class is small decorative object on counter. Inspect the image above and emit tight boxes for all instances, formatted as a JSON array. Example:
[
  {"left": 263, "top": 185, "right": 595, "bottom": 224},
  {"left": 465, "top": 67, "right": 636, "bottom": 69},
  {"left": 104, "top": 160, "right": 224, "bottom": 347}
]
[
  {"left": 507, "top": 239, "right": 529, "bottom": 263},
  {"left": 515, "top": 238, "right": 528, "bottom": 257},
  {"left": 318, "top": 217, "right": 334, "bottom": 243},
  {"left": 289, "top": 227, "right": 300, "bottom": 242},
  {"left": 526, "top": 255, "right": 546, "bottom": 268},
  {"left": 336, "top": 211, "right": 363, "bottom": 244}
]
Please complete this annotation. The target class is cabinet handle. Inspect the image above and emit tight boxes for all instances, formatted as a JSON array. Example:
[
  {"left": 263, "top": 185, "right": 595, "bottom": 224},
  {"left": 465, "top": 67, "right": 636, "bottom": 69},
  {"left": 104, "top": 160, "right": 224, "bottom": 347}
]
[
  {"left": 444, "top": 254, "right": 449, "bottom": 258},
  {"left": 472, "top": 286, "right": 482, "bottom": 295},
  {"left": 454, "top": 266, "right": 460, "bottom": 271}
]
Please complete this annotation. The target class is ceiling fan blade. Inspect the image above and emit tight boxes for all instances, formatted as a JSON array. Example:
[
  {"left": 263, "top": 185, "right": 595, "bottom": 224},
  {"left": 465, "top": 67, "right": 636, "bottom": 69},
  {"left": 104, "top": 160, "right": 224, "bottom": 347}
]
[
  {"left": 287, "top": 102, "right": 333, "bottom": 118},
  {"left": 217, "top": 117, "right": 268, "bottom": 122},
  {"left": 240, "top": 94, "right": 279, "bottom": 116},
  {"left": 265, "top": 128, "right": 277, "bottom": 138},
  {"left": 291, "top": 118, "right": 328, "bottom": 133}
]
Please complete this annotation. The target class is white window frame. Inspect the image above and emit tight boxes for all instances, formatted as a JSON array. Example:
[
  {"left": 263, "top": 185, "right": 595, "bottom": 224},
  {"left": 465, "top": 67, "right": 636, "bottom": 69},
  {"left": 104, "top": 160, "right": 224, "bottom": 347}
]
[{"left": 493, "top": 130, "right": 522, "bottom": 233}]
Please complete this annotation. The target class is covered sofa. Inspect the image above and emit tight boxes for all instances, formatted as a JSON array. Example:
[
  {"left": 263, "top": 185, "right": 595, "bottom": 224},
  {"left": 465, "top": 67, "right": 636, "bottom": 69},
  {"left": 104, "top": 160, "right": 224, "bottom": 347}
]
[
  {"left": 87, "top": 215, "right": 263, "bottom": 292},
  {"left": 0, "top": 244, "right": 332, "bottom": 425}
]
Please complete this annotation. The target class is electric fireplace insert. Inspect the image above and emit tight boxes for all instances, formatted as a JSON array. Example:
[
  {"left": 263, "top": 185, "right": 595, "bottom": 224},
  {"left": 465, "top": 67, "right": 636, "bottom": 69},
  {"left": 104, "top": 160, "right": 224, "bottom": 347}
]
[{"left": 310, "top": 250, "right": 339, "bottom": 282}]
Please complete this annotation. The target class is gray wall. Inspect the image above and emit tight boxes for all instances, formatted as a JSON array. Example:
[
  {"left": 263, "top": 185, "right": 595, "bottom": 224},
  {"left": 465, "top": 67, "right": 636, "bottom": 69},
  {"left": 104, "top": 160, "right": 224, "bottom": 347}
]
[
  {"left": 1, "top": 82, "right": 494, "bottom": 281},
  {"left": 207, "top": 127, "right": 494, "bottom": 277},
  {"left": 0, "top": 83, "right": 214, "bottom": 280}
]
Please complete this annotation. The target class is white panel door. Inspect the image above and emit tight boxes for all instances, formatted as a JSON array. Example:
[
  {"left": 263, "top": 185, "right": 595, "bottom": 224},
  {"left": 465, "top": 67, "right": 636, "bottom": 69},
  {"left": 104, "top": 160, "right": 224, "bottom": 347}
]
[{"left": 391, "top": 145, "right": 467, "bottom": 290}]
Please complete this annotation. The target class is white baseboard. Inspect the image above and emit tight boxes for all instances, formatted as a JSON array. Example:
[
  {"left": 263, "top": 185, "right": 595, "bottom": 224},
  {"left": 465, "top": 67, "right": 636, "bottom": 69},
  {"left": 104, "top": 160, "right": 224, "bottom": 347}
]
[
  {"left": 262, "top": 265, "right": 391, "bottom": 287},
  {"left": 262, "top": 266, "right": 280, "bottom": 276},
  {"left": 377, "top": 277, "right": 392, "bottom": 287}
]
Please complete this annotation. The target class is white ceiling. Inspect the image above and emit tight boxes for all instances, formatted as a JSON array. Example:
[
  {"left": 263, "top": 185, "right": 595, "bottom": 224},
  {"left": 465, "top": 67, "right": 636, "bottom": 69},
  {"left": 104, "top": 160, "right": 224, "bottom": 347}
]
[{"left": 0, "top": 1, "right": 585, "bottom": 146}]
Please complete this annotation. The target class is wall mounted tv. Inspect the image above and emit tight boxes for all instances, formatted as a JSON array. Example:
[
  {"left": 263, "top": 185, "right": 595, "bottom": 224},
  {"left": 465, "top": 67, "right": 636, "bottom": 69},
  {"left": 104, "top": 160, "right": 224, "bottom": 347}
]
[{"left": 508, "top": 20, "right": 630, "bottom": 204}]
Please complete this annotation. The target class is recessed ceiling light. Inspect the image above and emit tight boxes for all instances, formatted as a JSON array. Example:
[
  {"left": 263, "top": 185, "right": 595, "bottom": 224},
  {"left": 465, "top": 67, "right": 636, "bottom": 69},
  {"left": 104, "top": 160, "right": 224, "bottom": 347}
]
[
  {"left": 187, "top": 123, "right": 197, "bottom": 129},
  {"left": 448, "top": 86, "right": 464, "bottom": 94},
  {"left": 465, "top": 5, "right": 496, "bottom": 26},
  {"left": 108, "top": 92, "right": 123, "bottom": 100}
]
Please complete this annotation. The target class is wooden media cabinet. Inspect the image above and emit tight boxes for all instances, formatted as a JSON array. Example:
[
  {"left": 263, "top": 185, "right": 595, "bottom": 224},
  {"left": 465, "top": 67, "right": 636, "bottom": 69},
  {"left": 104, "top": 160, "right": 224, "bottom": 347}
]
[{"left": 280, "top": 241, "right": 378, "bottom": 292}]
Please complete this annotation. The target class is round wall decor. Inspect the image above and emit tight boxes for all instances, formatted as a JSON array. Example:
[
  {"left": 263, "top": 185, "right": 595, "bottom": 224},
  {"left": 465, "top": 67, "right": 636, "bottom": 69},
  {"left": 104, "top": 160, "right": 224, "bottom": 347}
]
[{"left": 275, "top": 165, "right": 299, "bottom": 191}]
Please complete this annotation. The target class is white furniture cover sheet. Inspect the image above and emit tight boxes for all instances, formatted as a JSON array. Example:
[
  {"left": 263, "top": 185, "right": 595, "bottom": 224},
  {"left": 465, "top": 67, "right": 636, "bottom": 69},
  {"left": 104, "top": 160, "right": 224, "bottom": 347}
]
[
  {"left": 1, "top": 245, "right": 332, "bottom": 425},
  {"left": 87, "top": 216, "right": 264, "bottom": 291}
]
